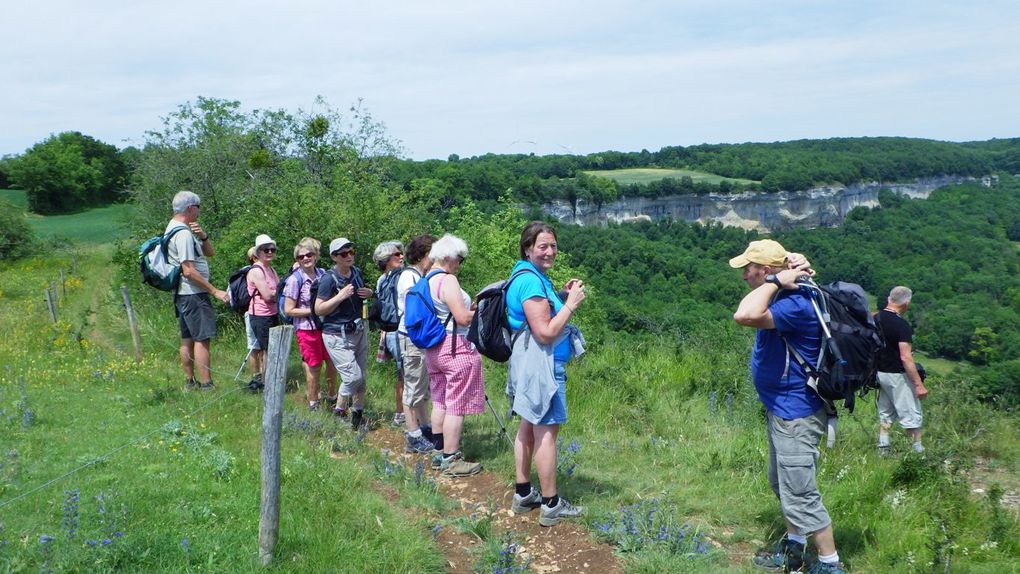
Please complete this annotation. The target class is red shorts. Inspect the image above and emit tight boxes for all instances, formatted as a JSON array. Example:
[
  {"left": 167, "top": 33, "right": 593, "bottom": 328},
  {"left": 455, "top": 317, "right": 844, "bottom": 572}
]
[{"left": 296, "top": 329, "right": 328, "bottom": 367}]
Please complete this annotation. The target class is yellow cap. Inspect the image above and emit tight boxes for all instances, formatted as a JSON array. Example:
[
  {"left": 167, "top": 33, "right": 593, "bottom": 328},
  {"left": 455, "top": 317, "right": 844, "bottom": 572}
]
[{"left": 728, "top": 239, "right": 788, "bottom": 268}]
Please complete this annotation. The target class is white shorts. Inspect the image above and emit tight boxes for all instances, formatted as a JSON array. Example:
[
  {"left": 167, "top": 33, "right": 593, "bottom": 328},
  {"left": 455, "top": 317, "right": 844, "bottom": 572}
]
[{"left": 877, "top": 371, "right": 923, "bottom": 429}]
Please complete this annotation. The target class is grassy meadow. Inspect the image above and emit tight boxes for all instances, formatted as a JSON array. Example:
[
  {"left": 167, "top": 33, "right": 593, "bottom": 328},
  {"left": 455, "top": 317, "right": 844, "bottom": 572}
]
[
  {"left": 1, "top": 188, "right": 132, "bottom": 243},
  {"left": 1, "top": 205, "right": 1019, "bottom": 573},
  {"left": 583, "top": 168, "right": 758, "bottom": 187}
]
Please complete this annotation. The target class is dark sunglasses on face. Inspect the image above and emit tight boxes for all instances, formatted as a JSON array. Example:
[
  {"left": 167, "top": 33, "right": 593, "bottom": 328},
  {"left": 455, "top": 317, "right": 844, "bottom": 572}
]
[
  {"left": 391, "top": 252, "right": 403, "bottom": 258},
  {"left": 296, "top": 252, "right": 316, "bottom": 260},
  {"left": 335, "top": 250, "right": 355, "bottom": 257},
  {"left": 260, "top": 247, "right": 276, "bottom": 254}
]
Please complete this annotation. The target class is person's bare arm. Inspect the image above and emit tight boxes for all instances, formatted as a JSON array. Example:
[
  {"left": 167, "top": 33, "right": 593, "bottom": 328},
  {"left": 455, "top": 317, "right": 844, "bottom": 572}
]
[
  {"left": 899, "top": 342, "right": 928, "bottom": 399},
  {"left": 180, "top": 261, "right": 228, "bottom": 302},
  {"left": 441, "top": 275, "right": 474, "bottom": 326}
]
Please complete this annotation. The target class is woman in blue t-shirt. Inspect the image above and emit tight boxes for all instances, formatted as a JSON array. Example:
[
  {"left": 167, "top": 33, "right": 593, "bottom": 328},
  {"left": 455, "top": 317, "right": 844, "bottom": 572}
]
[{"left": 506, "top": 221, "right": 587, "bottom": 527}]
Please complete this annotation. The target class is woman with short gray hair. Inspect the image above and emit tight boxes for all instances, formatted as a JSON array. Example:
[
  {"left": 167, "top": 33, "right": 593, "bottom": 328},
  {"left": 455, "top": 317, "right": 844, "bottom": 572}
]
[
  {"left": 424, "top": 234, "right": 484, "bottom": 477},
  {"left": 373, "top": 240, "right": 406, "bottom": 426}
]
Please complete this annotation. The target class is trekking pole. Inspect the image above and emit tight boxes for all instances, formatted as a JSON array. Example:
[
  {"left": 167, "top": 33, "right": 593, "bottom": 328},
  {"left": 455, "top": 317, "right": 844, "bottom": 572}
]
[
  {"left": 234, "top": 348, "right": 254, "bottom": 383},
  {"left": 484, "top": 394, "right": 515, "bottom": 448}
]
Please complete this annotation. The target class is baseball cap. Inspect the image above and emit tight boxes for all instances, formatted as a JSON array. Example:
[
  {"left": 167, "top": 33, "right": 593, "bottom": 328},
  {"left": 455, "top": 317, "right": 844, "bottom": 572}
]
[
  {"left": 728, "top": 239, "right": 788, "bottom": 268},
  {"left": 329, "top": 237, "right": 354, "bottom": 254}
]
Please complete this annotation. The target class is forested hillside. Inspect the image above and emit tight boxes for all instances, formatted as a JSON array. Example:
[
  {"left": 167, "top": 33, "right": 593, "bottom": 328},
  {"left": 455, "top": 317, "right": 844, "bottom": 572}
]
[{"left": 384, "top": 137, "right": 1020, "bottom": 205}]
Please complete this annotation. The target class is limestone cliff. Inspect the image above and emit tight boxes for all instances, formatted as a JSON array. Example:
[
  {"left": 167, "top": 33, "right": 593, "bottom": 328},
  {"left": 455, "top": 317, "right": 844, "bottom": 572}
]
[{"left": 542, "top": 175, "right": 976, "bottom": 232}]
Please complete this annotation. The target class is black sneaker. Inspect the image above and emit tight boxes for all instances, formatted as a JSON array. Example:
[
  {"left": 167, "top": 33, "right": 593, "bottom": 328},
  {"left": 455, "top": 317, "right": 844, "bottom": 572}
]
[
  {"left": 184, "top": 377, "right": 199, "bottom": 391},
  {"left": 752, "top": 537, "right": 805, "bottom": 572},
  {"left": 199, "top": 381, "right": 216, "bottom": 392}
]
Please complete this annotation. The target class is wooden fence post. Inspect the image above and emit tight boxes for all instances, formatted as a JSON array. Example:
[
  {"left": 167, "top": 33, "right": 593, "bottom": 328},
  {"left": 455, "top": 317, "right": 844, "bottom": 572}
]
[
  {"left": 120, "top": 286, "right": 144, "bottom": 363},
  {"left": 50, "top": 281, "right": 59, "bottom": 309},
  {"left": 44, "top": 289, "right": 57, "bottom": 323},
  {"left": 259, "top": 324, "right": 293, "bottom": 566}
]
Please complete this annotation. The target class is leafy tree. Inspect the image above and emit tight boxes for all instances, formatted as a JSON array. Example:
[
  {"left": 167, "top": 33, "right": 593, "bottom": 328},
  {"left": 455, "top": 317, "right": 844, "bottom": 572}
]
[{"left": 6, "top": 132, "right": 127, "bottom": 214}]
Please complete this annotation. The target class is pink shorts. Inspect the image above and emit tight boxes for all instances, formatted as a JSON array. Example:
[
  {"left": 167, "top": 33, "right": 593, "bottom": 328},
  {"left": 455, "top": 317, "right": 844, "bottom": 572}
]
[
  {"left": 296, "top": 329, "right": 328, "bottom": 367},
  {"left": 425, "top": 335, "right": 484, "bottom": 416}
]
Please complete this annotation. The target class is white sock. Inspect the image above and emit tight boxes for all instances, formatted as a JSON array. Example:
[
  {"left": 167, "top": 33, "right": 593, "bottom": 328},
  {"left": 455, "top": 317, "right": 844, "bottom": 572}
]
[
  {"left": 408, "top": 429, "right": 422, "bottom": 438},
  {"left": 912, "top": 441, "right": 925, "bottom": 453},
  {"left": 787, "top": 533, "right": 807, "bottom": 545},
  {"left": 878, "top": 433, "right": 890, "bottom": 447},
  {"left": 818, "top": 551, "right": 839, "bottom": 564}
]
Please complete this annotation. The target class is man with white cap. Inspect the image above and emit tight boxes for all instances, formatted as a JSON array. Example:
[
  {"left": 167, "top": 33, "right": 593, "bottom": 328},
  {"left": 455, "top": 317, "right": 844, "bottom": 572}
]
[
  {"left": 166, "top": 190, "right": 229, "bottom": 391},
  {"left": 730, "top": 239, "right": 845, "bottom": 574},
  {"left": 246, "top": 233, "right": 280, "bottom": 392},
  {"left": 316, "top": 237, "right": 374, "bottom": 429}
]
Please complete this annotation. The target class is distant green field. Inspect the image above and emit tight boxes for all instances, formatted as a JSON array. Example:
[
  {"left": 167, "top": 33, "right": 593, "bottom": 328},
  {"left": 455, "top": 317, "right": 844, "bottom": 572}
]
[
  {"left": 0, "top": 187, "right": 28, "bottom": 210},
  {"left": 28, "top": 203, "right": 133, "bottom": 243},
  {"left": 2, "top": 188, "right": 132, "bottom": 243},
  {"left": 584, "top": 168, "right": 758, "bottom": 186}
]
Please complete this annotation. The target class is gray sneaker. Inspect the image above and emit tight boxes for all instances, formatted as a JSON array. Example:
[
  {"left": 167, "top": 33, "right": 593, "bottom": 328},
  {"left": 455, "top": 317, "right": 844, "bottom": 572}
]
[
  {"left": 538, "top": 497, "right": 584, "bottom": 527},
  {"left": 199, "top": 381, "right": 216, "bottom": 391},
  {"left": 405, "top": 433, "right": 434, "bottom": 454},
  {"left": 511, "top": 487, "right": 541, "bottom": 514}
]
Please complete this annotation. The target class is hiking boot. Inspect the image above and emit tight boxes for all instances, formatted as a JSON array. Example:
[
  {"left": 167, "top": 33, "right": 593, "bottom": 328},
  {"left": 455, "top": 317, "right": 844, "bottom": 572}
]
[
  {"left": 538, "top": 497, "right": 584, "bottom": 527},
  {"left": 333, "top": 406, "right": 348, "bottom": 419},
  {"left": 752, "top": 537, "right": 805, "bottom": 572},
  {"left": 511, "top": 487, "right": 542, "bottom": 514},
  {"left": 405, "top": 433, "right": 434, "bottom": 454},
  {"left": 184, "top": 377, "right": 199, "bottom": 391},
  {"left": 439, "top": 451, "right": 481, "bottom": 478},
  {"left": 245, "top": 378, "right": 264, "bottom": 393},
  {"left": 430, "top": 451, "right": 445, "bottom": 470},
  {"left": 806, "top": 561, "right": 845, "bottom": 574},
  {"left": 351, "top": 409, "right": 364, "bottom": 431},
  {"left": 199, "top": 381, "right": 216, "bottom": 392},
  {"left": 391, "top": 412, "right": 406, "bottom": 427}
]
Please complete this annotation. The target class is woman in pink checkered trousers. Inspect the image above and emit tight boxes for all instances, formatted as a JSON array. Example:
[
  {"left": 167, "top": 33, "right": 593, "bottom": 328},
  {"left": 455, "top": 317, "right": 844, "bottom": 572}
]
[{"left": 423, "top": 234, "right": 485, "bottom": 477}]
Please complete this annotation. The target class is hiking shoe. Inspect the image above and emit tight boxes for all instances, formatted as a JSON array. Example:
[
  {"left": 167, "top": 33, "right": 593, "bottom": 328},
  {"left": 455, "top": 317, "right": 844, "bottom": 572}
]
[
  {"left": 752, "top": 537, "right": 805, "bottom": 572},
  {"left": 430, "top": 451, "right": 445, "bottom": 470},
  {"left": 333, "top": 406, "right": 348, "bottom": 418},
  {"left": 405, "top": 433, "right": 434, "bottom": 454},
  {"left": 309, "top": 401, "right": 320, "bottom": 412},
  {"left": 538, "top": 497, "right": 584, "bottom": 527},
  {"left": 351, "top": 409, "right": 364, "bottom": 431},
  {"left": 439, "top": 452, "right": 481, "bottom": 477},
  {"left": 912, "top": 442, "right": 925, "bottom": 453},
  {"left": 199, "top": 381, "right": 216, "bottom": 392},
  {"left": 511, "top": 487, "right": 542, "bottom": 514},
  {"left": 391, "top": 412, "right": 406, "bottom": 427},
  {"left": 184, "top": 377, "right": 199, "bottom": 391},
  {"left": 878, "top": 445, "right": 891, "bottom": 457},
  {"left": 806, "top": 561, "right": 845, "bottom": 574}
]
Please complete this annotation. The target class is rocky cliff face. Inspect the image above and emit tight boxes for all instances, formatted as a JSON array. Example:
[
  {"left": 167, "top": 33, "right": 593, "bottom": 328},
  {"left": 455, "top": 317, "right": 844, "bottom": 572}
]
[{"left": 542, "top": 175, "right": 976, "bottom": 232}]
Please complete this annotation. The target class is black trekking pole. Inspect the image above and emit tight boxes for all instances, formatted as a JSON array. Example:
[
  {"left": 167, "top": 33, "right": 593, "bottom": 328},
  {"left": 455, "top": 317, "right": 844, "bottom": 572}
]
[{"left": 484, "top": 394, "right": 515, "bottom": 448}]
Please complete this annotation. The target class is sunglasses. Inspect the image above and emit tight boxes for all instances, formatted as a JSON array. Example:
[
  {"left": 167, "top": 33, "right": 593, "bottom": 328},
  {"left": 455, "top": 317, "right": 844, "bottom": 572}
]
[
  {"left": 335, "top": 250, "right": 355, "bottom": 257},
  {"left": 391, "top": 252, "right": 403, "bottom": 258},
  {"left": 296, "top": 252, "right": 316, "bottom": 260},
  {"left": 456, "top": 255, "right": 466, "bottom": 264},
  {"left": 260, "top": 247, "right": 276, "bottom": 254}
]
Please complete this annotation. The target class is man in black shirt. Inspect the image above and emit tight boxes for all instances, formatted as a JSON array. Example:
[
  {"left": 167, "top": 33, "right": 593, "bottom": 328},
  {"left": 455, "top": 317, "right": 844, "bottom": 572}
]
[{"left": 875, "top": 286, "right": 928, "bottom": 453}]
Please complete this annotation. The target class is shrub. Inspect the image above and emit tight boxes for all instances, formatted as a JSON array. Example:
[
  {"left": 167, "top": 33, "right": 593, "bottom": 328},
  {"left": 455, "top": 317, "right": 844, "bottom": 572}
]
[{"left": 0, "top": 198, "right": 34, "bottom": 260}]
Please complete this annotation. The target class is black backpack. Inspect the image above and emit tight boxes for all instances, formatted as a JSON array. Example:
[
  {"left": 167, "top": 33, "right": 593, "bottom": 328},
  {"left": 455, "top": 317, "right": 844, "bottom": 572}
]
[
  {"left": 281, "top": 267, "right": 326, "bottom": 327},
  {"left": 781, "top": 280, "right": 884, "bottom": 413},
  {"left": 368, "top": 268, "right": 403, "bottom": 332},
  {"left": 310, "top": 267, "right": 363, "bottom": 327},
  {"left": 226, "top": 265, "right": 254, "bottom": 313},
  {"left": 467, "top": 268, "right": 542, "bottom": 362}
]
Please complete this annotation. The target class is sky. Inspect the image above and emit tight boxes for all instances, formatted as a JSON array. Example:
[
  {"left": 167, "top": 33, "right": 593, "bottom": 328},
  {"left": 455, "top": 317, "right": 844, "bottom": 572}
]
[{"left": 4, "top": 0, "right": 1020, "bottom": 160}]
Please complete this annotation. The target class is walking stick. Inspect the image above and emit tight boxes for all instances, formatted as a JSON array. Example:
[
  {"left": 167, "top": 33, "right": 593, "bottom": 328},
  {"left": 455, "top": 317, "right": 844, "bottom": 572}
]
[
  {"left": 234, "top": 348, "right": 254, "bottom": 383},
  {"left": 485, "top": 394, "right": 515, "bottom": 448}
]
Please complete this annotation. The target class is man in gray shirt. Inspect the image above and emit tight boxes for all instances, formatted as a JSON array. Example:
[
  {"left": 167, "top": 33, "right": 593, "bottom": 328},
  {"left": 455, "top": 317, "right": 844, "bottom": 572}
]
[{"left": 166, "top": 191, "right": 229, "bottom": 390}]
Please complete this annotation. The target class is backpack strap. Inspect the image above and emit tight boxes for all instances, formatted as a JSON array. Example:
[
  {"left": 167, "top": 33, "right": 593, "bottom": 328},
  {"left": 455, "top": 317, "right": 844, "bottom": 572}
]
[{"left": 162, "top": 225, "right": 193, "bottom": 298}]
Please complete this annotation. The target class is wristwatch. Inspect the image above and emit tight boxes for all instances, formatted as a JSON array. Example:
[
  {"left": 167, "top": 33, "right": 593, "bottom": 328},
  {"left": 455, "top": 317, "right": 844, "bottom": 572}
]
[{"left": 765, "top": 274, "right": 783, "bottom": 288}]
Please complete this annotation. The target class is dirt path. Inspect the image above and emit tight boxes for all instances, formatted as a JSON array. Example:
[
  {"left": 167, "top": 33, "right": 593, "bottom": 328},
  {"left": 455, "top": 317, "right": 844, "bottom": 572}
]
[{"left": 359, "top": 424, "right": 624, "bottom": 574}]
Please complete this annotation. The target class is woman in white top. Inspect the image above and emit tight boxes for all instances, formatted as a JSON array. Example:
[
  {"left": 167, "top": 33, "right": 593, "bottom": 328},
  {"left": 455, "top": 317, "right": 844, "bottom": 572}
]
[{"left": 423, "top": 234, "right": 484, "bottom": 477}]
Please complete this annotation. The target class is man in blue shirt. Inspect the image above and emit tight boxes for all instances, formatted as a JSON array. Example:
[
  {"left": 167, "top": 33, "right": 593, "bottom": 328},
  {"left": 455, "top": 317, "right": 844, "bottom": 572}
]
[{"left": 731, "top": 239, "right": 844, "bottom": 574}]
